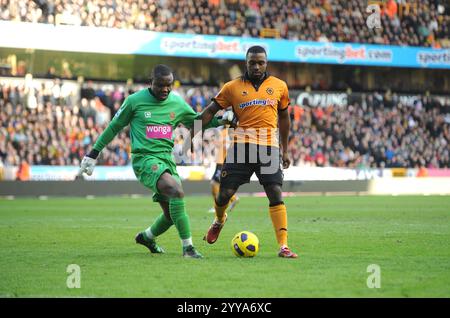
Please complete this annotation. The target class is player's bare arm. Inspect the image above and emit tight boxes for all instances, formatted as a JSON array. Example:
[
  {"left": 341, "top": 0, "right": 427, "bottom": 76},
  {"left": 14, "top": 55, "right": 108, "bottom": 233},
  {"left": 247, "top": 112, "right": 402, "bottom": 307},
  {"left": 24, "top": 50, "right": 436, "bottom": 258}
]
[
  {"left": 199, "top": 101, "right": 222, "bottom": 127},
  {"left": 278, "top": 107, "right": 291, "bottom": 169}
]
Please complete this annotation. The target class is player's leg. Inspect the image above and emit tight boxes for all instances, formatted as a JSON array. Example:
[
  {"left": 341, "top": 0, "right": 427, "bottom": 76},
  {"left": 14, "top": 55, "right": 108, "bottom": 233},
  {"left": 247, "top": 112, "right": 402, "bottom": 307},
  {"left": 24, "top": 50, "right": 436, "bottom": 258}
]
[
  {"left": 208, "top": 181, "right": 219, "bottom": 213},
  {"left": 133, "top": 155, "right": 201, "bottom": 258},
  {"left": 262, "top": 183, "right": 297, "bottom": 258},
  {"left": 210, "top": 164, "right": 239, "bottom": 213},
  {"left": 257, "top": 145, "right": 298, "bottom": 258},
  {"left": 215, "top": 186, "right": 238, "bottom": 221},
  {"left": 135, "top": 200, "right": 172, "bottom": 254},
  {"left": 205, "top": 142, "right": 254, "bottom": 244},
  {"left": 204, "top": 185, "right": 238, "bottom": 244},
  {"left": 205, "top": 160, "right": 252, "bottom": 244},
  {"left": 133, "top": 156, "right": 172, "bottom": 254},
  {"left": 210, "top": 180, "right": 241, "bottom": 214},
  {"left": 214, "top": 144, "right": 253, "bottom": 223},
  {"left": 228, "top": 193, "right": 240, "bottom": 212},
  {"left": 157, "top": 172, "right": 202, "bottom": 258},
  {"left": 208, "top": 164, "right": 222, "bottom": 213}
]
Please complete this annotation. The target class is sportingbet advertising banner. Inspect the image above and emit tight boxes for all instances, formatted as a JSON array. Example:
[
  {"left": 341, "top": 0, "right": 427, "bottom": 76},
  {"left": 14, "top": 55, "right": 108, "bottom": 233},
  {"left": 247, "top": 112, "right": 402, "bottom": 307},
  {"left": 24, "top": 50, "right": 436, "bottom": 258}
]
[
  {"left": 28, "top": 166, "right": 206, "bottom": 181},
  {"left": 0, "top": 21, "right": 449, "bottom": 69},
  {"left": 28, "top": 166, "right": 414, "bottom": 181},
  {"left": 30, "top": 166, "right": 136, "bottom": 181}
]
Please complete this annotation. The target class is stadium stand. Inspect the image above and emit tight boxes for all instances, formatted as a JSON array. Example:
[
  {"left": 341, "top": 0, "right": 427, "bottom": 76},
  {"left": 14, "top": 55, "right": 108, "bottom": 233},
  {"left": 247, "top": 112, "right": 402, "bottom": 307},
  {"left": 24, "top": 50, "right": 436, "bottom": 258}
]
[
  {"left": 0, "top": 0, "right": 449, "bottom": 47},
  {"left": 289, "top": 94, "right": 450, "bottom": 169},
  {"left": 1, "top": 77, "right": 449, "bottom": 173}
]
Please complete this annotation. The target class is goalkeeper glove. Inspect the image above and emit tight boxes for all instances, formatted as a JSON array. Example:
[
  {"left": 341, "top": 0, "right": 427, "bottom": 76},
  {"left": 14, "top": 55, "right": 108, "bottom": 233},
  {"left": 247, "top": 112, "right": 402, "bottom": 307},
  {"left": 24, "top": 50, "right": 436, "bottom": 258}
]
[
  {"left": 221, "top": 110, "right": 238, "bottom": 128},
  {"left": 78, "top": 156, "right": 97, "bottom": 176}
]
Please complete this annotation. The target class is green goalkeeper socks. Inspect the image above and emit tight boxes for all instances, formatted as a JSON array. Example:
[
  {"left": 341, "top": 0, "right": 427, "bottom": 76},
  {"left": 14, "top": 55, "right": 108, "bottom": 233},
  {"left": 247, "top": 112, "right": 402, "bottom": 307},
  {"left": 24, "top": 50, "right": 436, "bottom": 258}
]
[
  {"left": 169, "top": 198, "right": 192, "bottom": 240},
  {"left": 144, "top": 212, "right": 173, "bottom": 240}
]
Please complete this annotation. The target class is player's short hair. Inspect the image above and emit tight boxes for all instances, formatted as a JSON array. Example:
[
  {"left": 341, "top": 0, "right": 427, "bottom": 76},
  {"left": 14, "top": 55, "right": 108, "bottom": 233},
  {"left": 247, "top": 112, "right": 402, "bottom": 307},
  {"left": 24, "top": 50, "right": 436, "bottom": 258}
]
[
  {"left": 150, "top": 64, "right": 173, "bottom": 81},
  {"left": 246, "top": 46, "right": 267, "bottom": 57}
]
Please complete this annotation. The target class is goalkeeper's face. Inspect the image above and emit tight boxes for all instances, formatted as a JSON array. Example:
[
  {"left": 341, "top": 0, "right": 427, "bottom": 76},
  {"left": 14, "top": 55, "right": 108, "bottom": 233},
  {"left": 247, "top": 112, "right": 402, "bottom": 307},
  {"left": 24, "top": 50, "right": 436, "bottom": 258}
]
[{"left": 151, "top": 74, "right": 174, "bottom": 101}]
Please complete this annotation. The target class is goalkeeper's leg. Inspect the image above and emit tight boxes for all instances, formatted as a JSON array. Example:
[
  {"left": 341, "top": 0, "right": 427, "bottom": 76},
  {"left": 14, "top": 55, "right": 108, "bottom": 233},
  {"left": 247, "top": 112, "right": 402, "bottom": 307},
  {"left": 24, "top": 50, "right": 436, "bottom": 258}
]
[
  {"left": 136, "top": 201, "right": 172, "bottom": 254},
  {"left": 157, "top": 172, "right": 202, "bottom": 258}
]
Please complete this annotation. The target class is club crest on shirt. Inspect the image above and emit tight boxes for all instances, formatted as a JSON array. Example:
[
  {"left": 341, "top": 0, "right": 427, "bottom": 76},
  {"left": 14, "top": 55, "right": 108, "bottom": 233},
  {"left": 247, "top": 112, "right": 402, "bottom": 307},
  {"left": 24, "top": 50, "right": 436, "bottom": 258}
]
[
  {"left": 170, "top": 112, "right": 175, "bottom": 120},
  {"left": 221, "top": 170, "right": 227, "bottom": 178},
  {"left": 152, "top": 164, "right": 158, "bottom": 172},
  {"left": 144, "top": 111, "right": 152, "bottom": 118},
  {"left": 242, "top": 91, "right": 248, "bottom": 96},
  {"left": 266, "top": 87, "right": 274, "bottom": 95}
]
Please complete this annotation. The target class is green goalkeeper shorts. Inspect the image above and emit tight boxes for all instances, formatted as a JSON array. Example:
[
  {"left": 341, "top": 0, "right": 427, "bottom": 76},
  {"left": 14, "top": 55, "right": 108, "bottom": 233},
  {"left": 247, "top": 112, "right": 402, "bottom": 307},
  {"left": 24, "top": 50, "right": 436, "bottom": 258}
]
[{"left": 132, "top": 152, "right": 182, "bottom": 203}]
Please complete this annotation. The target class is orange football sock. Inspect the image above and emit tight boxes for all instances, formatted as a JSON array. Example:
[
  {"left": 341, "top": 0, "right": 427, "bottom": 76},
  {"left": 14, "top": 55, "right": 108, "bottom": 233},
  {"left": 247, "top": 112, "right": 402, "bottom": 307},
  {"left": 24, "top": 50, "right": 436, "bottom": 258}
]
[
  {"left": 229, "top": 194, "right": 237, "bottom": 204},
  {"left": 269, "top": 203, "right": 288, "bottom": 247},
  {"left": 214, "top": 201, "right": 229, "bottom": 223}
]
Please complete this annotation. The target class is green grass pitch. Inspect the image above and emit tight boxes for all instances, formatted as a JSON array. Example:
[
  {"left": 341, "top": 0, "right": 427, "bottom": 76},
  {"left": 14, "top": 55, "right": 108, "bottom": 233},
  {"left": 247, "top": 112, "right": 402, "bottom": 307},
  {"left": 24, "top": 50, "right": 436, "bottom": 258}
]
[{"left": 0, "top": 195, "right": 449, "bottom": 297}]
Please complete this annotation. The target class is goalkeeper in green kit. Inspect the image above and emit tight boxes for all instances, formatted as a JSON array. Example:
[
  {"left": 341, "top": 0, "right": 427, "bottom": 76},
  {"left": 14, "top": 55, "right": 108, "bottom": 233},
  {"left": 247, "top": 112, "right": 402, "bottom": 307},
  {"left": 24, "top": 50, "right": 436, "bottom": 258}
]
[{"left": 78, "top": 65, "right": 231, "bottom": 258}]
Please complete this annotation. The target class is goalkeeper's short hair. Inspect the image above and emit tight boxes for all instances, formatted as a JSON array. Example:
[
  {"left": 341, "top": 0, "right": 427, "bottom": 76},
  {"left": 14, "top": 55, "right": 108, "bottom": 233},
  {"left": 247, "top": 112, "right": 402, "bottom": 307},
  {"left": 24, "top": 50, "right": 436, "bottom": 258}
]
[{"left": 150, "top": 64, "right": 173, "bottom": 81}]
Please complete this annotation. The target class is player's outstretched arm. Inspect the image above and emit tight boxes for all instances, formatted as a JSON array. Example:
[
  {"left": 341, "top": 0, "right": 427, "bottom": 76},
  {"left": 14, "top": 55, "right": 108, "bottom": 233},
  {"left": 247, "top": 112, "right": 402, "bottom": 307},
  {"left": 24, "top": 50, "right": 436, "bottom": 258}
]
[
  {"left": 278, "top": 108, "right": 291, "bottom": 169},
  {"left": 78, "top": 98, "right": 133, "bottom": 176},
  {"left": 199, "top": 101, "right": 222, "bottom": 127},
  {"left": 179, "top": 100, "right": 231, "bottom": 130}
]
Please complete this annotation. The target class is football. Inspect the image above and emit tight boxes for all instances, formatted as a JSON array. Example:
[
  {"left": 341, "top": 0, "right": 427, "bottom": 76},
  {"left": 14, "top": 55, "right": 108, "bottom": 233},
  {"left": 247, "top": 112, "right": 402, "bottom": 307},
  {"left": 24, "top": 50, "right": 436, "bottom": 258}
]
[{"left": 231, "top": 231, "right": 259, "bottom": 257}]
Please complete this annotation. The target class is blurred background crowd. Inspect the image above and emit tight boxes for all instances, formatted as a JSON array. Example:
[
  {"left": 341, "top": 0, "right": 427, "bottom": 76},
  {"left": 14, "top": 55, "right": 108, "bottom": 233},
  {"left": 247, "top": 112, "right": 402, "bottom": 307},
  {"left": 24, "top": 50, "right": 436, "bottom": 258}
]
[
  {"left": 289, "top": 93, "right": 450, "bottom": 169},
  {"left": 1, "top": 1, "right": 449, "bottom": 181},
  {"left": 1, "top": 77, "right": 449, "bottom": 177},
  {"left": 1, "top": 0, "right": 449, "bottom": 48}
]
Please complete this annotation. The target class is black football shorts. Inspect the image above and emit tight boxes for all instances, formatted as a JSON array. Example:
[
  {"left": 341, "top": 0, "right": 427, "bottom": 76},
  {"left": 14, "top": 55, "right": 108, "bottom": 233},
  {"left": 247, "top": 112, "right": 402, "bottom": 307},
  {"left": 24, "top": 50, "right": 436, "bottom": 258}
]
[
  {"left": 220, "top": 143, "right": 283, "bottom": 190},
  {"left": 211, "top": 163, "right": 223, "bottom": 183}
]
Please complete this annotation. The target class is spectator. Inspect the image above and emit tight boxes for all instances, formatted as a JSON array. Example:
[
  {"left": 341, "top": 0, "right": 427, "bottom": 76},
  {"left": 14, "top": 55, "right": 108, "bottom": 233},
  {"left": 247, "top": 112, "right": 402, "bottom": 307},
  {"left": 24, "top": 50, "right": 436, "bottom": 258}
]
[
  {"left": 0, "top": 76, "right": 449, "bottom": 169},
  {"left": 0, "top": 0, "right": 448, "bottom": 47},
  {"left": 385, "top": 0, "right": 398, "bottom": 19},
  {"left": 16, "top": 159, "right": 30, "bottom": 180}
]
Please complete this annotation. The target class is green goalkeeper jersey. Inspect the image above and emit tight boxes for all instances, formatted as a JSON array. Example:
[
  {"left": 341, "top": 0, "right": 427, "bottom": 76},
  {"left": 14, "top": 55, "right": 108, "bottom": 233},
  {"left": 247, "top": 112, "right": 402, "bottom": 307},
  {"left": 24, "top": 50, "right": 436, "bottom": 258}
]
[{"left": 93, "top": 88, "right": 218, "bottom": 155}]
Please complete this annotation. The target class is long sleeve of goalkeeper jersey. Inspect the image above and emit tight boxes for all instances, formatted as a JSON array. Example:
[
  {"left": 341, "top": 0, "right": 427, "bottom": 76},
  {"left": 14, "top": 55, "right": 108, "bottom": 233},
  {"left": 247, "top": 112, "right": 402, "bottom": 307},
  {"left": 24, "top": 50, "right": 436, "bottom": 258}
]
[{"left": 93, "top": 97, "right": 133, "bottom": 152}]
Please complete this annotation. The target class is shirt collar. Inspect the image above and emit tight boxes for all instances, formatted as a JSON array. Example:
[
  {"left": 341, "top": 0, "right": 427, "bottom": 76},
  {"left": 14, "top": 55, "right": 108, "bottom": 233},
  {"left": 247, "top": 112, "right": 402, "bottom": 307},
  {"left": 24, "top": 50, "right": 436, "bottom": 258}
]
[{"left": 242, "top": 72, "right": 269, "bottom": 90}]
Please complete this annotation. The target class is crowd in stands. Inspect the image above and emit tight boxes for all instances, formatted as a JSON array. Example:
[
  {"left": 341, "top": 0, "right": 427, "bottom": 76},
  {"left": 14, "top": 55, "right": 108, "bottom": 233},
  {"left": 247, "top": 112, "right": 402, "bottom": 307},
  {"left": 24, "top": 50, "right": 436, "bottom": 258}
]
[
  {"left": 289, "top": 93, "right": 450, "bottom": 169},
  {"left": 1, "top": 77, "right": 449, "bottom": 179},
  {"left": 0, "top": 77, "right": 221, "bottom": 170},
  {"left": 1, "top": 0, "right": 449, "bottom": 47}
]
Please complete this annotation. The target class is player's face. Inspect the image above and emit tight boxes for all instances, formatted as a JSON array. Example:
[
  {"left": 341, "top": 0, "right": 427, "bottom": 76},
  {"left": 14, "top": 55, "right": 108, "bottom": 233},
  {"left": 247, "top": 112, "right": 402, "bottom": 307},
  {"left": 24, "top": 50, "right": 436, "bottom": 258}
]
[
  {"left": 246, "top": 53, "right": 267, "bottom": 80},
  {"left": 151, "top": 74, "right": 174, "bottom": 101}
]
